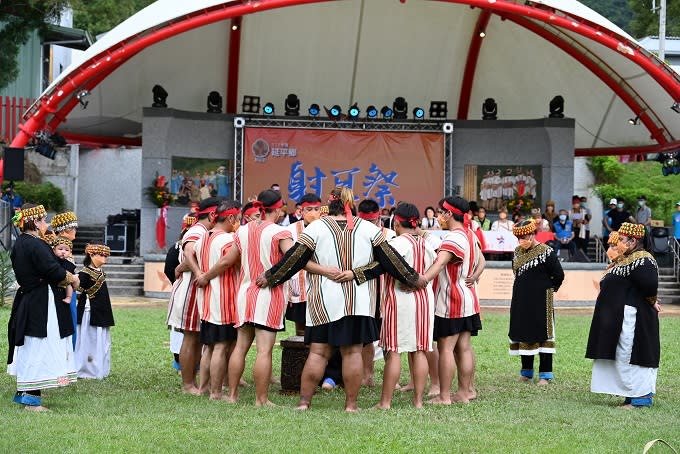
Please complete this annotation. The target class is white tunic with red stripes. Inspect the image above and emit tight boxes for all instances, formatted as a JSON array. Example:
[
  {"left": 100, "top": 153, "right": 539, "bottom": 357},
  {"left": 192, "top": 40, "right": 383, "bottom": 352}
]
[
  {"left": 194, "top": 229, "right": 239, "bottom": 326},
  {"left": 285, "top": 220, "right": 307, "bottom": 304},
  {"left": 167, "top": 223, "right": 207, "bottom": 331},
  {"left": 381, "top": 234, "right": 436, "bottom": 353},
  {"left": 433, "top": 228, "right": 482, "bottom": 319},
  {"left": 234, "top": 221, "right": 292, "bottom": 330}
]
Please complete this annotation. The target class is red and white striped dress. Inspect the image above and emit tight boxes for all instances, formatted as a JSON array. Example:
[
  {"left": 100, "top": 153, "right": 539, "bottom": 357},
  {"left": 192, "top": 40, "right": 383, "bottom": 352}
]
[
  {"left": 285, "top": 220, "right": 307, "bottom": 305},
  {"left": 381, "top": 234, "right": 436, "bottom": 353},
  {"left": 433, "top": 228, "right": 482, "bottom": 319},
  {"left": 194, "top": 230, "right": 239, "bottom": 326},
  {"left": 167, "top": 223, "right": 207, "bottom": 331},
  {"left": 234, "top": 221, "right": 292, "bottom": 330}
]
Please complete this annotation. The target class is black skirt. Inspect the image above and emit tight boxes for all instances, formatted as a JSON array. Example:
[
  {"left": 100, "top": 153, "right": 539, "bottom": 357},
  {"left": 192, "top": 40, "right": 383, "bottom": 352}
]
[
  {"left": 200, "top": 321, "right": 237, "bottom": 345},
  {"left": 285, "top": 302, "right": 307, "bottom": 324},
  {"left": 305, "top": 316, "right": 378, "bottom": 347},
  {"left": 433, "top": 314, "right": 482, "bottom": 339},
  {"left": 240, "top": 322, "right": 285, "bottom": 333}
]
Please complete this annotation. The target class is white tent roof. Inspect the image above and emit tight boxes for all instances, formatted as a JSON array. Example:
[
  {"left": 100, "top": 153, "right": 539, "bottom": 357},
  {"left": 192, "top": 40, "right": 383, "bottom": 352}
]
[{"left": 35, "top": 0, "right": 680, "bottom": 150}]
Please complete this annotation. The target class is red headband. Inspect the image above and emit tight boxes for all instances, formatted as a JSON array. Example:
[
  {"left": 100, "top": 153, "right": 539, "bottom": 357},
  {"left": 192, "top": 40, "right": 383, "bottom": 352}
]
[
  {"left": 216, "top": 208, "right": 240, "bottom": 218},
  {"left": 300, "top": 201, "right": 321, "bottom": 208},
  {"left": 358, "top": 211, "right": 381, "bottom": 221},
  {"left": 394, "top": 214, "right": 418, "bottom": 228},
  {"left": 442, "top": 201, "right": 471, "bottom": 229},
  {"left": 197, "top": 206, "right": 218, "bottom": 215},
  {"left": 244, "top": 201, "right": 264, "bottom": 218},
  {"left": 263, "top": 198, "right": 284, "bottom": 210},
  {"left": 328, "top": 193, "right": 354, "bottom": 230}
]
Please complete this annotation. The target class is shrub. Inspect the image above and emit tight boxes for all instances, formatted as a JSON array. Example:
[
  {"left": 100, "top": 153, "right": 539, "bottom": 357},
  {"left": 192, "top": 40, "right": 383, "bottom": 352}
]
[
  {"left": 2, "top": 181, "right": 65, "bottom": 212},
  {"left": 0, "top": 250, "right": 15, "bottom": 307}
]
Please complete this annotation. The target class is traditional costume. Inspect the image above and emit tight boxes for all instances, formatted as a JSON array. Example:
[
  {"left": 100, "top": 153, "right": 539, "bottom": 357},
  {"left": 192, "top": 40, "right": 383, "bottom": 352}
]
[
  {"left": 586, "top": 223, "right": 659, "bottom": 406},
  {"left": 264, "top": 216, "right": 420, "bottom": 346},
  {"left": 284, "top": 219, "right": 308, "bottom": 327},
  {"left": 7, "top": 205, "right": 77, "bottom": 406},
  {"left": 508, "top": 220, "right": 564, "bottom": 381},
  {"left": 194, "top": 219, "right": 239, "bottom": 345},
  {"left": 76, "top": 244, "right": 114, "bottom": 379},
  {"left": 381, "top": 233, "right": 436, "bottom": 353},
  {"left": 50, "top": 211, "right": 79, "bottom": 347}
]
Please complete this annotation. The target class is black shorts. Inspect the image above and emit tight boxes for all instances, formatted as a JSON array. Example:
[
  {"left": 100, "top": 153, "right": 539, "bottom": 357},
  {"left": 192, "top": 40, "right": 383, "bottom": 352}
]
[
  {"left": 305, "top": 316, "right": 378, "bottom": 347},
  {"left": 240, "top": 322, "right": 285, "bottom": 333},
  {"left": 200, "top": 321, "right": 237, "bottom": 345},
  {"left": 285, "top": 302, "right": 307, "bottom": 324},
  {"left": 433, "top": 314, "right": 482, "bottom": 339}
]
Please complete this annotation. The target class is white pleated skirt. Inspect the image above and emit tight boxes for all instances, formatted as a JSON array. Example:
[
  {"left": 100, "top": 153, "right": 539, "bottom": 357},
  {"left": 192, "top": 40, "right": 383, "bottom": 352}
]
[
  {"left": 170, "top": 329, "right": 184, "bottom": 355},
  {"left": 75, "top": 302, "right": 111, "bottom": 379},
  {"left": 7, "top": 289, "right": 77, "bottom": 391},
  {"left": 591, "top": 305, "right": 657, "bottom": 398}
]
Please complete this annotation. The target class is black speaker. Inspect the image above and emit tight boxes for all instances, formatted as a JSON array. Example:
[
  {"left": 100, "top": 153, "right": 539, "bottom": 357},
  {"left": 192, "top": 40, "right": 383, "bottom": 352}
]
[{"left": 3, "top": 147, "right": 24, "bottom": 181}]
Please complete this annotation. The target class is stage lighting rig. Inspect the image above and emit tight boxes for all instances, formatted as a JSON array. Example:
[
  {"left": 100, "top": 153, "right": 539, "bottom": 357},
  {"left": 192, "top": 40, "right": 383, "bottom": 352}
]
[
  {"left": 263, "top": 103, "right": 275, "bottom": 115},
  {"left": 285, "top": 94, "right": 300, "bottom": 116},
  {"left": 242, "top": 95, "right": 261, "bottom": 114},
  {"left": 348, "top": 103, "right": 360, "bottom": 120},
  {"left": 366, "top": 105, "right": 378, "bottom": 118},
  {"left": 152, "top": 85, "right": 168, "bottom": 108},
  {"left": 628, "top": 116, "right": 640, "bottom": 125},
  {"left": 429, "top": 101, "right": 448, "bottom": 118},
  {"left": 393, "top": 97, "right": 408, "bottom": 120},
  {"left": 482, "top": 98, "right": 497, "bottom": 120},
  {"left": 548, "top": 96, "right": 565, "bottom": 118},
  {"left": 207, "top": 91, "right": 223, "bottom": 113},
  {"left": 33, "top": 130, "right": 66, "bottom": 160},
  {"left": 381, "top": 106, "right": 393, "bottom": 119},
  {"left": 672, "top": 102, "right": 680, "bottom": 114},
  {"left": 413, "top": 107, "right": 425, "bottom": 119},
  {"left": 326, "top": 105, "right": 342, "bottom": 121},
  {"left": 308, "top": 103, "right": 320, "bottom": 117},
  {"left": 77, "top": 90, "right": 90, "bottom": 109},
  {"left": 660, "top": 151, "right": 680, "bottom": 176}
]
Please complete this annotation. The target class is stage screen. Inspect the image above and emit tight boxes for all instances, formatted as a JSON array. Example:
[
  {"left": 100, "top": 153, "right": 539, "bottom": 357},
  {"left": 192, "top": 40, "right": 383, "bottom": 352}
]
[{"left": 243, "top": 128, "right": 445, "bottom": 211}]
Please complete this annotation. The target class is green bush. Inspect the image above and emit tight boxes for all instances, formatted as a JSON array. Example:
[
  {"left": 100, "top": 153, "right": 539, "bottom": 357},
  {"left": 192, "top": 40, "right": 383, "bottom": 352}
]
[
  {"left": 2, "top": 181, "right": 65, "bottom": 212},
  {"left": 587, "top": 156, "right": 623, "bottom": 184},
  {"left": 0, "top": 250, "right": 15, "bottom": 307}
]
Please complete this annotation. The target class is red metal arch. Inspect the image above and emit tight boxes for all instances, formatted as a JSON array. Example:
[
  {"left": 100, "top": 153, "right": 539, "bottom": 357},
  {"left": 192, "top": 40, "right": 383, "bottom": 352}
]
[
  {"left": 457, "top": 9, "right": 491, "bottom": 120},
  {"left": 9, "top": 0, "right": 680, "bottom": 151}
]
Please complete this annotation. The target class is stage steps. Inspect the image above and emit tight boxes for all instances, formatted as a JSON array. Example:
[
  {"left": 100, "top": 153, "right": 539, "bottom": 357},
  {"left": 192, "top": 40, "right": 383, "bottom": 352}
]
[
  {"left": 658, "top": 268, "right": 680, "bottom": 305},
  {"left": 72, "top": 225, "right": 105, "bottom": 256},
  {"left": 72, "top": 255, "right": 144, "bottom": 297}
]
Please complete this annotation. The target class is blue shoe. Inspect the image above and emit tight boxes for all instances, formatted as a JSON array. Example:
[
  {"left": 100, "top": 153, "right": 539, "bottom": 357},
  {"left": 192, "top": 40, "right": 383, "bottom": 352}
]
[
  {"left": 520, "top": 369, "right": 534, "bottom": 380},
  {"left": 172, "top": 360, "right": 181, "bottom": 371},
  {"left": 13, "top": 392, "right": 42, "bottom": 407},
  {"left": 630, "top": 393, "right": 654, "bottom": 407},
  {"left": 538, "top": 372, "right": 554, "bottom": 381},
  {"left": 322, "top": 378, "right": 336, "bottom": 389}
]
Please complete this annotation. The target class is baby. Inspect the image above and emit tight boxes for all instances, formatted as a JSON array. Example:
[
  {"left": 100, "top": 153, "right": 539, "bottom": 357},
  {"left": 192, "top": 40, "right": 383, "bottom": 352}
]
[{"left": 52, "top": 236, "right": 76, "bottom": 304}]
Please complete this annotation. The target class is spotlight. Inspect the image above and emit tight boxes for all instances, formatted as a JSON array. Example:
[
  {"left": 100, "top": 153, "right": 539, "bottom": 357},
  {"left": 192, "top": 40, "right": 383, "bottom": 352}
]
[
  {"left": 326, "top": 105, "right": 342, "bottom": 121},
  {"left": 393, "top": 97, "right": 408, "bottom": 120},
  {"left": 76, "top": 90, "right": 90, "bottom": 109},
  {"left": 284, "top": 94, "right": 300, "bottom": 116},
  {"left": 660, "top": 151, "right": 680, "bottom": 176},
  {"left": 429, "top": 101, "right": 448, "bottom": 118},
  {"left": 348, "top": 103, "right": 360, "bottom": 120},
  {"left": 263, "top": 102, "right": 275, "bottom": 115},
  {"left": 628, "top": 116, "right": 640, "bottom": 125},
  {"left": 413, "top": 107, "right": 425, "bottom": 119},
  {"left": 548, "top": 95, "right": 564, "bottom": 118},
  {"left": 36, "top": 143, "right": 57, "bottom": 160},
  {"left": 479, "top": 30, "right": 486, "bottom": 38},
  {"left": 672, "top": 102, "right": 680, "bottom": 114},
  {"left": 152, "top": 84, "right": 168, "bottom": 108},
  {"left": 33, "top": 130, "right": 64, "bottom": 160},
  {"left": 308, "top": 103, "right": 320, "bottom": 117},
  {"left": 380, "top": 106, "right": 393, "bottom": 119},
  {"left": 241, "top": 95, "right": 261, "bottom": 114},
  {"left": 482, "top": 98, "right": 497, "bottom": 120},
  {"left": 206, "top": 91, "right": 223, "bottom": 113},
  {"left": 366, "top": 105, "right": 378, "bottom": 118}
]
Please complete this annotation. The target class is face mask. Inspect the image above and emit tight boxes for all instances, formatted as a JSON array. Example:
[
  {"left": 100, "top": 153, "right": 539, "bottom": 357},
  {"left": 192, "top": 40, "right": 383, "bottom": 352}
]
[
  {"left": 617, "top": 203, "right": 624, "bottom": 209},
  {"left": 638, "top": 201, "right": 645, "bottom": 207},
  {"left": 606, "top": 248, "right": 619, "bottom": 262},
  {"left": 617, "top": 241, "right": 629, "bottom": 255},
  {"left": 559, "top": 214, "right": 567, "bottom": 221},
  {"left": 580, "top": 202, "right": 587, "bottom": 208},
  {"left": 519, "top": 239, "right": 533, "bottom": 250}
]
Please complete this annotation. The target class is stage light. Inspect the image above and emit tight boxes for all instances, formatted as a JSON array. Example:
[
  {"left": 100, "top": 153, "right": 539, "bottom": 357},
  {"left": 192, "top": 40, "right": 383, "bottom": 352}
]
[
  {"left": 263, "top": 102, "right": 275, "bottom": 115},
  {"left": 628, "top": 116, "right": 640, "bottom": 125},
  {"left": 381, "top": 106, "right": 393, "bottom": 119},
  {"left": 672, "top": 102, "right": 680, "bottom": 114},
  {"left": 660, "top": 152, "right": 680, "bottom": 176},
  {"left": 548, "top": 95, "right": 565, "bottom": 118},
  {"left": 207, "top": 91, "right": 223, "bottom": 113},
  {"left": 242, "top": 95, "right": 260, "bottom": 114},
  {"left": 36, "top": 143, "right": 57, "bottom": 160},
  {"left": 366, "top": 105, "right": 378, "bottom": 118},
  {"left": 479, "top": 30, "right": 486, "bottom": 38},
  {"left": 285, "top": 94, "right": 300, "bottom": 116},
  {"left": 413, "top": 107, "right": 425, "bottom": 119},
  {"left": 76, "top": 90, "right": 90, "bottom": 109},
  {"left": 348, "top": 103, "right": 360, "bottom": 120},
  {"left": 33, "top": 130, "right": 65, "bottom": 160},
  {"left": 152, "top": 85, "right": 168, "bottom": 108},
  {"left": 429, "top": 101, "right": 448, "bottom": 118},
  {"left": 393, "top": 97, "right": 408, "bottom": 120},
  {"left": 308, "top": 103, "right": 320, "bottom": 117},
  {"left": 482, "top": 98, "right": 497, "bottom": 120},
  {"left": 326, "top": 105, "right": 342, "bottom": 121}
]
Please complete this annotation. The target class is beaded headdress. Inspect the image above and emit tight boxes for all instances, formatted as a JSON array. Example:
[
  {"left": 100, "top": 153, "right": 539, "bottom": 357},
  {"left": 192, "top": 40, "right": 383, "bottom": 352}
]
[
  {"left": 12, "top": 205, "right": 46, "bottom": 229},
  {"left": 50, "top": 211, "right": 79, "bottom": 233},
  {"left": 85, "top": 244, "right": 111, "bottom": 257},
  {"left": 50, "top": 235, "right": 73, "bottom": 250},
  {"left": 512, "top": 219, "right": 536, "bottom": 237},
  {"left": 182, "top": 213, "right": 197, "bottom": 231},
  {"left": 607, "top": 231, "right": 619, "bottom": 245},
  {"left": 618, "top": 222, "right": 645, "bottom": 239}
]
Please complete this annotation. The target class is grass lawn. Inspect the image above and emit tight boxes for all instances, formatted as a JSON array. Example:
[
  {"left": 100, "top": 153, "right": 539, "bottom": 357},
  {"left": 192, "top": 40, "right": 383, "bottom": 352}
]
[{"left": 1, "top": 305, "right": 679, "bottom": 454}]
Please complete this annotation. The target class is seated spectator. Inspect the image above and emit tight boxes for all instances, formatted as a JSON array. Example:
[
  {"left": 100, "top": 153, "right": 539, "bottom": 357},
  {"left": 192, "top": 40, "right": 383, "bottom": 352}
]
[
  {"left": 543, "top": 200, "right": 557, "bottom": 231},
  {"left": 553, "top": 209, "right": 576, "bottom": 257},
  {"left": 474, "top": 207, "right": 491, "bottom": 231},
  {"left": 531, "top": 208, "right": 550, "bottom": 232},
  {"left": 491, "top": 207, "right": 514, "bottom": 232},
  {"left": 421, "top": 206, "right": 440, "bottom": 230}
]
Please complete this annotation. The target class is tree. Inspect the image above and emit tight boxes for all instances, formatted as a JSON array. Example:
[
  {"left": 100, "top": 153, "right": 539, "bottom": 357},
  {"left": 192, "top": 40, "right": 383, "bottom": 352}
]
[
  {"left": 0, "top": 0, "right": 69, "bottom": 91},
  {"left": 580, "top": 0, "right": 634, "bottom": 32},
  {"left": 72, "top": 0, "right": 155, "bottom": 37},
  {"left": 629, "top": 0, "right": 680, "bottom": 39}
]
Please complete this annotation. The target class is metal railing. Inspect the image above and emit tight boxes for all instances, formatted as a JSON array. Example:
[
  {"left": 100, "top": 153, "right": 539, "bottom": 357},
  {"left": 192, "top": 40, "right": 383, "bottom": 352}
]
[
  {"left": 593, "top": 236, "right": 607, "bottom": 263},
  {"left": 671, "top": 237, "right": 680, "bottom": 282},
  {"left": 0, "top": 201, "right": 16, "bottom": 251}
]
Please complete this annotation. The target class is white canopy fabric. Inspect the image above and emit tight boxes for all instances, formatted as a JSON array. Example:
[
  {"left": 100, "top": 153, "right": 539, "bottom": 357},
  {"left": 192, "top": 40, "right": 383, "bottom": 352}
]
[{"left": 28, "top": 0, "right": 680, "bottom": 150}]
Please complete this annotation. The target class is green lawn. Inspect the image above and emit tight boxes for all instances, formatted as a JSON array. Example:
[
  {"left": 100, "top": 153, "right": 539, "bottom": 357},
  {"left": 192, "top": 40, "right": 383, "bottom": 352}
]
[{"left": 1, "top": 306, "right": 679, "bottom": 454}]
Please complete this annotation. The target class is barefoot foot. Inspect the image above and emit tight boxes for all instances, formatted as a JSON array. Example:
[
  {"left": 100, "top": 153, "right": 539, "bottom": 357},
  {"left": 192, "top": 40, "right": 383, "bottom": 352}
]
[
  {"left": 373, "top": 403, "right": 391, "bottom": 410},
  {"left": 427, "top": 396, "right": 452, "bottom": 405},
  {"left": 399, "top": 383, "right": 415, "bottom": 392},
  {"left": 24, "top": 405, "right": 50, "bottom": 412},
  {"left": 427, "top": 386, "right": 440, "bottom": 396},
  {"left": 255, "top": 400, "right": 277, "bottom": 407},
  {"left": 182, "top": 385, "right": 202, "bottom": 396}
]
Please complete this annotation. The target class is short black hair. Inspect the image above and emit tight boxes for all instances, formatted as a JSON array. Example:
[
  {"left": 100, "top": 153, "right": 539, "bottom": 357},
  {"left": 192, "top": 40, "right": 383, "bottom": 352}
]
[
  {"left": 197, "top": 197, "right": 221, "bottom": 220},
  {"left": 299, "top": 193, "right": 322, "bottom": 205},
  {"left": 358, "top": 199, "right": 380, "bottom": 214},
  {"left": 394, "top": 202, "right": 420, "bottom": 228},
  {"left": 438, "top": 196, "right": 469, "bottom": 223},
  {"left": 258, "top": 189, "right": 282, "bottom": 213},
  {"left": 216, "top": 200, "right": 242, "bottom": 222}
]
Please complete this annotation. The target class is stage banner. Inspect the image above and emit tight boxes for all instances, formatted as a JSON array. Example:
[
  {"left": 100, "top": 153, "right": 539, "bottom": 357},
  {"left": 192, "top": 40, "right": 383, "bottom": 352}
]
[{"left": 243, "top": 128, "right": 444, "bottom": 210}]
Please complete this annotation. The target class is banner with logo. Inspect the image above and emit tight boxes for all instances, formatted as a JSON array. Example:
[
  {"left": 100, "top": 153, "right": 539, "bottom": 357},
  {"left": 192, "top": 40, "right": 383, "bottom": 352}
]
[{"left": 243, "top": 128, "right": 444, "bottom": 211}]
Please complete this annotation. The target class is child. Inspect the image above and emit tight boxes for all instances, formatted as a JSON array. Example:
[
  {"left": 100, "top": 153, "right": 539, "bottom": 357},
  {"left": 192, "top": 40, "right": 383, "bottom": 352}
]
[
  {"left": 51, "top": 236, "right": 75, "bottom": 304},
  {"left": 375, "top": 203, "right": 436, "bottom": 409},
  {"left": 75, "top": 244, "right": 114, "bottom": 379}
]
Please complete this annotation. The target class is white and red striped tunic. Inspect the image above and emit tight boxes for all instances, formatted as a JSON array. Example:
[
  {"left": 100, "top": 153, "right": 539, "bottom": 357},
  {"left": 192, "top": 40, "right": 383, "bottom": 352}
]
[
  {"left": 167, "top": 223, "right": 207, "bottom": 331},
  {"left": 381, "top": 234, "right": 436, "bottom": 353},
  {"left": 285, "top": 220, "right": 307, "bottom": 304},
  {"left": 377, "top": 227, "right": 397, "bottom": 318},
  {"left": 433, "top": 228, "right": 482, "bottom": 319},
  {"left": 194, "top": 229, "right": 239, "bottom": 326},
  {"left": 234, "top": 221, "right": 292, "bottom": 330}
]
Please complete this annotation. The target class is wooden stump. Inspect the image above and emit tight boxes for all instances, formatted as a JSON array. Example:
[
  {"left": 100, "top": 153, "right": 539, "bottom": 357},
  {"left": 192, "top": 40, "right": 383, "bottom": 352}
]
[{"left": 279, "top": 335, "right": 309, "bottom": 395}]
